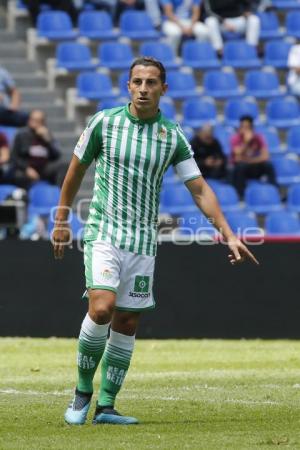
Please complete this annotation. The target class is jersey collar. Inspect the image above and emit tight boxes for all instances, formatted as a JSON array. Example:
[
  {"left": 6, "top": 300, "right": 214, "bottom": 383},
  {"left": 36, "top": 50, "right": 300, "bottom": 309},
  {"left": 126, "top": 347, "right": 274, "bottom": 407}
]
[{"left": 125, "top": 103, "right": 161, "bottom": 125}]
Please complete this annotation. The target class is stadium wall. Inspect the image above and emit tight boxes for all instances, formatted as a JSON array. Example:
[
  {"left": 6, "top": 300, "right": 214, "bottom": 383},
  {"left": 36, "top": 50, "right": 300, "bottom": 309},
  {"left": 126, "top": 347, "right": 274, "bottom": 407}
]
[{"left": 0, "top": 241, "right": 299, "bottom": 339}]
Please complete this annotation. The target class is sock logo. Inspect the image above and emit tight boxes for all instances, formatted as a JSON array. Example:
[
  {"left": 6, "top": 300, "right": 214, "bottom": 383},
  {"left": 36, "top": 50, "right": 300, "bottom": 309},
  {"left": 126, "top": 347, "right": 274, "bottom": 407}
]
[
  {"left": 77, "top": 352, "right": 96, "bottom": 369},
  {"left": 106, "top": 366, "right": 127, "bottom": 386}
]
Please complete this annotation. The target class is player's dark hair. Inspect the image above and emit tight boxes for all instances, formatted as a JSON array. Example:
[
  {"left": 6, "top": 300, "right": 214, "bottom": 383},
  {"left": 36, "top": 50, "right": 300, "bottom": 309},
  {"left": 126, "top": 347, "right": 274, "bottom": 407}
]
[
  {"left": 240, "top": 115, "right": 254, "bottom": 126},
  {"left": 129, "top": 57, "right": 166, "bottom": 84}
]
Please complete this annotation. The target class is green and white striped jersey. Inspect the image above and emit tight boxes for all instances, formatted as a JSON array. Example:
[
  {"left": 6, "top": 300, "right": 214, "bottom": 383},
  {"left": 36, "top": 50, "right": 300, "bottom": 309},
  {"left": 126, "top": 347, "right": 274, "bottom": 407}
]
[{"left": 74, "top": 104, "right": 201, "bottom": 256}]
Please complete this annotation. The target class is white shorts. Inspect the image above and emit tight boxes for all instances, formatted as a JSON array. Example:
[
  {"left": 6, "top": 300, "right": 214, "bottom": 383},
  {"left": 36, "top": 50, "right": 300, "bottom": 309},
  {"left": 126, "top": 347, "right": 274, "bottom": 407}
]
[{"left": 83, "top": 240, "right": 156, "bottom": 311}]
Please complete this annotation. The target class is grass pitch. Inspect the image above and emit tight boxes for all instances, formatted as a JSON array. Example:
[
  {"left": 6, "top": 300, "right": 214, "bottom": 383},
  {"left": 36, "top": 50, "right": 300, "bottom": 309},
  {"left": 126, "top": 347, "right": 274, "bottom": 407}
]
[{"left": 1, "top": 339, "right": 300, "bottom": 450}]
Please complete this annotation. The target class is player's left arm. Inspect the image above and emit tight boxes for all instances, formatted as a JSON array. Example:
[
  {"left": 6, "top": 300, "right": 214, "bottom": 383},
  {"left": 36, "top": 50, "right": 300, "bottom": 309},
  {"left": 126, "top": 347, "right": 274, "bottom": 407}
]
[{"left": 186, "top": 175, "right": 259, "bottom": 265}]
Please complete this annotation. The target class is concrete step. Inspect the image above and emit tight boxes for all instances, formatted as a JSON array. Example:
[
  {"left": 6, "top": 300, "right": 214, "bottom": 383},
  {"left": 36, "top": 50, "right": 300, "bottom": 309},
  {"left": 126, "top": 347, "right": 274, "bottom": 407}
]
[
  {"left": 20, "top": 88, "right": 57, "bottom": 103},
  {"left": 0, "top": 30, "right": 20, "bottom": 43},
  {"left": 0, "top": 42, "right": 26, "bottom": 58},
  {"left": 47, "top": 118, "right": 76, "bottom": 133},
  {"left": 14, "top": 74, "right": 47, "bottom": 88},
  {"left": 1, "top": 59, "right": 39, "bottom": 74},
  {"left": 22, "top": 102, "right": 66, "bottom": 117}
]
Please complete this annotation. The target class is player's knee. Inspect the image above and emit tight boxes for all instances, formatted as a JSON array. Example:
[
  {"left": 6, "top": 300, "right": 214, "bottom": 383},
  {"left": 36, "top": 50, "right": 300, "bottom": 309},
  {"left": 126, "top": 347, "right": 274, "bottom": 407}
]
[{"left": 88, "top": 290, "right": 115, "bottom": 323}]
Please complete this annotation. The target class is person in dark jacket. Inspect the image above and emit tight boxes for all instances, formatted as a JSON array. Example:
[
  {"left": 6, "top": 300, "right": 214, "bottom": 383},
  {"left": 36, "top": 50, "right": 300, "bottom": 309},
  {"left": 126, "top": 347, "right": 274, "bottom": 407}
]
[
  {"left": 12, "top": 109, "right": 66, "bottom": 189},
  {"left": 203, "top": 0, "right": 260, "bottom": 56},
  {"left": 190, "top": 124, "right": 227, "bottom": 179}
]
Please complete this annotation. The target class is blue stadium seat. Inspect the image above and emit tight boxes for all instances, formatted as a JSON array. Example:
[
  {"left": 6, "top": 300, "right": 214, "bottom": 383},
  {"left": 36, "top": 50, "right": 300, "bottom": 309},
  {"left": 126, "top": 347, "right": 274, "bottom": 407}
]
[
  {"left": 28, "top": 183, "right": 60, "bottom": 216},
  {"left": 160, "top": 183, "right": 196, "bottom": 215},
  {"left": 213, "top": 125, "right": 234, "bottom": 156},
  {"left": 97, "top": 99, "right": 128, "bottom": 111},
  {"left": 162, "top": 165, "right": 179, "bottom": 185},
  {"left": 37, "top": 11, "right": 78, "bottom": 40},
  {"left": 181, "top": 126, "right": 194, "bottom": 142},
  {"left": 48, "top": 214, "right": 84, "bottom": 240},
  {"left": 265, "top": 211, "right": 300, "bottom": 235},
  {"left": 77, "top": 72, "right": 117, "bottom": 101},
  {"left": 0, "top": 126, "right": 17, "bottom": 144},
  {"left": 222, "top": 41, "right": 261, "bottom": 69},
  {"left": 255, "top": 126, "right": 283, "bottom": 155},
  {"left": 0, "top": 184, "right": 18, "bottom": 202},
  {"left": 211, "top": 184, "right": 240, "bottom": 212},
  {"left": 287, "top": 126, "right": 300, "bottom": 155},
  {"left": 224, "top": 98, "right": 259, "bottom": 128},
  {"left": 203, "top": 70, "right": 241, "bottom": 99},
  {"left": 245, "top": 183, "right": 283, "bottom": 214},
  {"left": 56, "top": 43, "right": 97, "bottom": 71},
  {"left": 272, "top": 0, "right": 300, "bottom": 8},
  {"left": 272, "top": 156, "right": 300, "bottom": 185},
  {"left": 264, "top": 40, "right": 292, "bottom": 69},
  {"left": 140, "top": 42, "right": 179, "bottom": 69},
  {"left": 181, "top": 41, "right": 221, "bottom": 70},
  {"left": 99, "top": 42, "right": 133, "bottom": 70},
  {"left": 78, "top": 11, "right": 119, "bottom": 40},
  {"left": 118, "top": 71, "right": 129, "bottom": 96},
  {"left": 178, "top": 211, "right": 216, "bottom": 238},
  {"left": 286, "top": 11, "right": 300, "bottom": 38},
  {"left": 287, "top": 183, "right": 300, "bottom": 212},
  {"left": 244, "top": 70, "right": 284, "bottom": 99},
  {"left": 225, "top": 211, "right": 260, "bottom": 236},
  {"left": 258, "top": 11, "right": 285, "bottom": 40},
  {"left": 159, "top": 98, "right": 176, "bottom": 121},
  {"left": 166, "top": 71, "right": 198, "bottom": 99},
  {"left": 120, "top": 11, "right": 160, "bottom": 40},
  {"left": 266, "top": 97, "right": 300, "bottom": 128},
  {"left": 182, "top": 98, "right": 217, "bottom": 128}
]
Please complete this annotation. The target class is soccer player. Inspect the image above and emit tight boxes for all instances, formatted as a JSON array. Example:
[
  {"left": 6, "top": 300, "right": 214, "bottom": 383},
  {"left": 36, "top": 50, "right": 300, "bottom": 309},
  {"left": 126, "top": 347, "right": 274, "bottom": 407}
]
[{"left": 52, "top": 57, "right": 258, "bottom": 426}]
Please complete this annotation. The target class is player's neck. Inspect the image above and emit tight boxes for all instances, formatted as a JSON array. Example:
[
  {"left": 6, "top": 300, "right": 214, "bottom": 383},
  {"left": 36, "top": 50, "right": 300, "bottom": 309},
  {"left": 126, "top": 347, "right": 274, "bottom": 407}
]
[{"left": 129, "top": 103, "right": 159, "bottom": 121}]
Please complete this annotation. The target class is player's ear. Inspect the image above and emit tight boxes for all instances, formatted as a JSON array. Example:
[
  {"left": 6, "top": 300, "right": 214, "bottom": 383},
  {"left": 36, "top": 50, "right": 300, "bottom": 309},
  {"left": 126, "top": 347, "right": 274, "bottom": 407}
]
[{"left": 127, "top": 80, "right": 131, "bottom": 93}]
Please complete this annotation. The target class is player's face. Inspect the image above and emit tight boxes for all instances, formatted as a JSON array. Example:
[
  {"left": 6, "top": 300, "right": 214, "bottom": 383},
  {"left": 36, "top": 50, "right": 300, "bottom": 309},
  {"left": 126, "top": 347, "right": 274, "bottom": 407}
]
[{"left": 128, "top": 65, "right": 168, "bottom": 118}]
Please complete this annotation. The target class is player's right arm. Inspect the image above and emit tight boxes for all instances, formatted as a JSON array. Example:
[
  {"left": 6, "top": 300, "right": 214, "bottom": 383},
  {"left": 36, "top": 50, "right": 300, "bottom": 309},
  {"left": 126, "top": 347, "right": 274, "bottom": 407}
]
[{"left": 52, "top": 155, "right": 88, "bottom": 259}]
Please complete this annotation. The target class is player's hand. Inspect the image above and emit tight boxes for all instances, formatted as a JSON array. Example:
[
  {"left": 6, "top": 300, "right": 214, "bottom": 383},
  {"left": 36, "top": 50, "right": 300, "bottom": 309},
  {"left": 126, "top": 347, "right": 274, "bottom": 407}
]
[
  {"left": 52, "top": 222, "right": 72, "bottom": 260},
  {"left": 226, "top": 235, "right": 259, "bottom": 266}
]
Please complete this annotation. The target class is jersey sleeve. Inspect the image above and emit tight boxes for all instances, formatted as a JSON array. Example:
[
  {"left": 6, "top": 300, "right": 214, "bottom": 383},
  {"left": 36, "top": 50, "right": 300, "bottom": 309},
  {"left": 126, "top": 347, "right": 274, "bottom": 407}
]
[
  {"left": 73, "top": 112, "right": 104, "bottom": 165},
  {"left": 172, "top": 124, "right": 201, "bottom": 183}
]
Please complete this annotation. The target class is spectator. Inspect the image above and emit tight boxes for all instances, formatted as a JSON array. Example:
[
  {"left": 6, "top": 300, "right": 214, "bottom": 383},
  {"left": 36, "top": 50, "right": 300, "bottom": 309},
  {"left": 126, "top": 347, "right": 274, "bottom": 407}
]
[
  {"left": 160, "top": 0, "right": 209, "bottom": 54},
  {"left": 113, "top": 0, "right": 161, "bottom": 28},
  {"left": 0, "top": 132, "right": 11, "bottom": 183},
  {"left": 287, "top": 41, "right": 300, "bottom": 97},
  {"left": 204, "top": 0, "right": 260, "bottom": 57},
  {"left": 190, "top": 124, "right": 227, "bottom": 179},
  {"left": 231, "top": 115, "right": 277, "bottom": 197},
  {"left": 0, "top": 66, "right": 28, "bottom": 127},
  {"left": 11, "top": 109, "right": 66, "bottom": 189},
  {"left": 23, "top": 0, "right": 78, "bottom": 26}
]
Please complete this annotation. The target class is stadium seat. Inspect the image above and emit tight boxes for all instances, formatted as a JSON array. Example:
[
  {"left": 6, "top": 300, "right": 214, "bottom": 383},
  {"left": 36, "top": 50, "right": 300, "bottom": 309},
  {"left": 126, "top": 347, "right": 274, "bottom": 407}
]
[
  {"left": 203, "top": 69, "right": 241, "bottom": 99},
  {"left": 255, "top": 126, "right": 283, "bottom": 155},
  {"left": 258, "top": 11, "right": 285, "bottom": 40},
  {"left": 162, "top": 165, "right": 179, "bottom": 185},
  {"left": 264, "top": 40, "right": 292, "bottom": 69},
  {"left": 245, "top": 183, "right": 283, "bottom": 214},
  {"left": 97, "top": 98, "right": 128, "bottom": 111},
  {"left": 140, "top": 42, "right": 179, "bottom": 69},
  {"left": 211, "top": 184, "right": 240, "bottom": 212},
  {"left": 287, "top": 126, "right": 300, "bottom": 155},
  {"left": 181, "top": 41, "right": 221, "bottom": 70},
  {"left": 244, "top": 69, "right": 284, "bottom": 99},
  {"left": 225, "top": 211, "right": 260, "bottom": 236},
  {"left": 120, "top": 11, "right": 160, "bottom": 40},
  {"left": 77, "top": 72, "right": 117, "bottom": 101},
  {"left": 99, "top": 42, "right": 133, "bottom": 70},
  {"left": 160, "top": 183, "right": 196, "bottom": 215},
  {"left": 287, "top": 183, "right": 300, "bottom": 212},
  {"left": 265, "top": 211, "right": 300, "bottom": 235},
  {"left": 118, "top": 71, "right": 129, "bottom": 96},
  {"left": 272, "top": 156, "right": 300, "bottom": 186},
  {"left": 178, "top": 211, "right": 217, "bottom": 238},
  {"left": 166, "top": 71, "right": 198, "bottom": 99},
  {"left": 213, "top": 125, "right": 234, "bottom": 156},
  {"left": 222, "top": 41, "right": 261, "bottom": 69},
  {"left": 224, "top": 98, "right": 259, "bottom": 128},
  {"left": 28, "top": 183, "right": 60, "bottom": 216},
  {"left": 37, "top": 11, "right": 78, "bottom": 40},
  {"left": 286, "top": 11, "right": 300, "bottom": 38},
  {"left": 0, "top": 184, "right": 18, "bottom": 202},
  {"left": 182, "top": 98, "right": 217, "bottom": 128},
  {"left": 272, "top": 0, "right": 300, "bottom": 8},
  {"left": 266, "top": 97, "right": 300, "bottom": 128},
  {"left": 78, "top": 11, "right": 119, "bottom": 40},
  {"left": 56, "top": 42, "right": 97, "bottom": 71},
  {"left": 0, "top": 126, "right": 17, "bottom": 144},
  {"left": 159, "top": 98, "right": 176, "bottom": 121}
]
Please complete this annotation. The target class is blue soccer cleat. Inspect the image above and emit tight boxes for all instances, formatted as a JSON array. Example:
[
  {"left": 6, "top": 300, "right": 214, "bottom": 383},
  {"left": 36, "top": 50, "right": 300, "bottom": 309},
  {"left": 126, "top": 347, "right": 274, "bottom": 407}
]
[
  {"left": 64, "top": 388, "right": 92, "bottom": 425},
  {"left": 92, "top": 403, "right": 139, "bottom": 425}
]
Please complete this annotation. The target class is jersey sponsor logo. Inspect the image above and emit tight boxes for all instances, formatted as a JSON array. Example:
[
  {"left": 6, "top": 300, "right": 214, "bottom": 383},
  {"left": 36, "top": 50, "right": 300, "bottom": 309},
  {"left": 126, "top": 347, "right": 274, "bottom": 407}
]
[
  {"left": 107, "top": 124, "right": 130, "bottom": 131},
  {"left": 129, "top": 275, "right": 151, "bottom": 298}
]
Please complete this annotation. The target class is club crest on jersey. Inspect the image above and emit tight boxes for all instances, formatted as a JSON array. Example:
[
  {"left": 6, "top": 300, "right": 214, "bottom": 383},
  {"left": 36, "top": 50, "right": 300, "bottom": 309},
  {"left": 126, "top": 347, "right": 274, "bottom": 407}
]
[
  {"left": 157, "top": 127, "right": 167, "bottom": 141},
  {"left": 101, "top": 268, "right": 112, "bottom": 280}
]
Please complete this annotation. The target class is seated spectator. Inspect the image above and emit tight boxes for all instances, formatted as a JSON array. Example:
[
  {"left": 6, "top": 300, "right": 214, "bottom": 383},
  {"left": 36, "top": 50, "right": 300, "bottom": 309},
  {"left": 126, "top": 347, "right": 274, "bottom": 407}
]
[
  {"left": 11, "top": 109, "right": 66, "bottom": 189},
  {"left": 231, "top": 115, "right": 277, "bottom": 197},
  {"left": 287, "top": 41, "right": 300, "bottom": 97},
  {"left": 204, "top": 0, "right": 260, "bottom": 57},
  {"left": 0, "top": 66, "right": 28, "bottom": 127},
  {"left": 0, "top": 132, "right": 11, "bottom": 184},
  {"left": 161, "top": 0, "right": 209, "bottom": 54},
  {"left": 190, "top": 124, "right": 227, "bottom": 179},
  {"left": 23, "top": 0, "right": 78, "bottom": 26}
]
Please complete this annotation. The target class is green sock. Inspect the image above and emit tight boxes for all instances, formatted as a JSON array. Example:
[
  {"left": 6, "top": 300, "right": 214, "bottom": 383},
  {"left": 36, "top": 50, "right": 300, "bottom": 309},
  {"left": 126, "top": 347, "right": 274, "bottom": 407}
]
[
  {"left": 98, "top": 330, "right": 135, "bottom": 407},
  {"left": 77, "top": 314, "right": 109, "bottom": 394}
]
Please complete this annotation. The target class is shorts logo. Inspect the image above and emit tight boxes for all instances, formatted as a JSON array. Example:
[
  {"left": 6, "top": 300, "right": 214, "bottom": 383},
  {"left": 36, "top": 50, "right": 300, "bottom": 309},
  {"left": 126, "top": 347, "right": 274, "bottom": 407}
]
[
  {"left": 129, "top": 275, "right": 151, "bottom": 298},
  {"left": 101, "top": 268, "right": 112, "bottom": 280}
]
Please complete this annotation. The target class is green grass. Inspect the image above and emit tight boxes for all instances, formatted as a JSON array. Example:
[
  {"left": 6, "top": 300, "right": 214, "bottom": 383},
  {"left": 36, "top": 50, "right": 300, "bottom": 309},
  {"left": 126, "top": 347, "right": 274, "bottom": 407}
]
[{"left": 1, "top": 339, "right": 300, "bottom": 450}]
